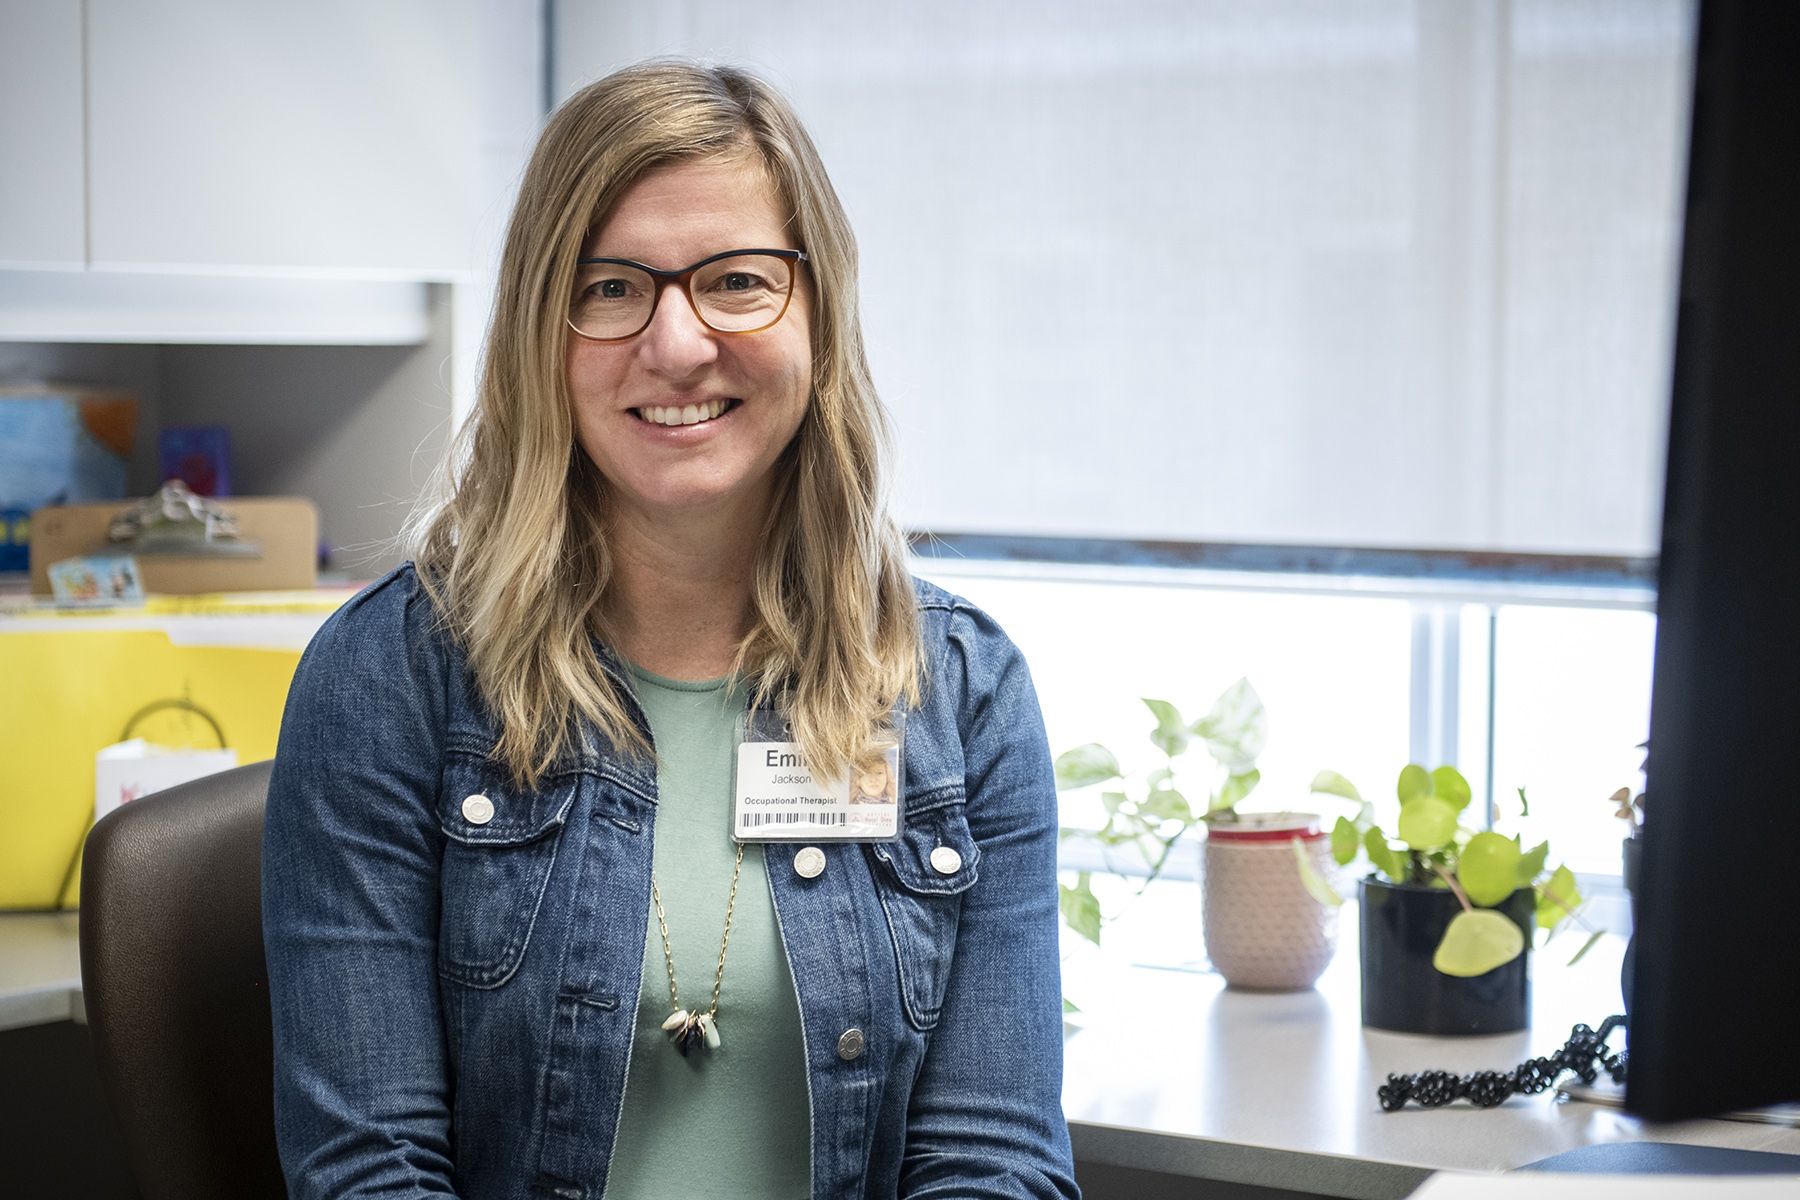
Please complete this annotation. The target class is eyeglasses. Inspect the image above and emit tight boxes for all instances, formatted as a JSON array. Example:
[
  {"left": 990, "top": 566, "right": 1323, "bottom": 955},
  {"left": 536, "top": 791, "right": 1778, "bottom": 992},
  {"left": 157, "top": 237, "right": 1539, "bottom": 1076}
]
[{"left": 567, "top": 248, "right": 808, "bottom": 342}]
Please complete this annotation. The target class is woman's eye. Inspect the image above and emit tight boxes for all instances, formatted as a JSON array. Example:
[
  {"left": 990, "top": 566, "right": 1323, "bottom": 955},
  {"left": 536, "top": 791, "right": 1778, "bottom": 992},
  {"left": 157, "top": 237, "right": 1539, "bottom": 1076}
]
[
  {"left": 595, "top": 278, "right": 630, "bottom": 299},
  {"left": 719, "top": 272, "right": 763, "bottom": 292}
]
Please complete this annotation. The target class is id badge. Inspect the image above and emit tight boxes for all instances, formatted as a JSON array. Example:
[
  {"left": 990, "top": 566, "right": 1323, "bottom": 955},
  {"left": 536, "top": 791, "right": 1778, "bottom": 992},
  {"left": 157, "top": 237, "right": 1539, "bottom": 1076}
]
[{"left": 732, "top": 709, "right": 905, "bottom": 842}]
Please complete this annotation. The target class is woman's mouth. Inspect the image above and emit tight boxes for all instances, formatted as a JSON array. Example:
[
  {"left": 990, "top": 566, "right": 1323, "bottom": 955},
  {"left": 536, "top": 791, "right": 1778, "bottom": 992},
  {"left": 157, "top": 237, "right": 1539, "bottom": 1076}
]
[{"left": 632, "top": 398, "right": 738, "bottom": 427}]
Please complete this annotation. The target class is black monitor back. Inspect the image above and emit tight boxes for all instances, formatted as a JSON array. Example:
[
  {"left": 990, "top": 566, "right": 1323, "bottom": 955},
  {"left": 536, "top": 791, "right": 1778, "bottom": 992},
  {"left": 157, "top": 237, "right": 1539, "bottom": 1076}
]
[{"left": 1629, "top": 0, "right": 1800, "bottom": 1121}]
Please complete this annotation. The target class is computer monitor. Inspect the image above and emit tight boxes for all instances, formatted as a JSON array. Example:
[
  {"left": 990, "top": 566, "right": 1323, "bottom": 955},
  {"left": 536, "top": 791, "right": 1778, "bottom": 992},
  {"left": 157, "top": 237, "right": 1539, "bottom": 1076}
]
[{"left": 1627, "top": 0, "right": 1800, "bottom": 1121}]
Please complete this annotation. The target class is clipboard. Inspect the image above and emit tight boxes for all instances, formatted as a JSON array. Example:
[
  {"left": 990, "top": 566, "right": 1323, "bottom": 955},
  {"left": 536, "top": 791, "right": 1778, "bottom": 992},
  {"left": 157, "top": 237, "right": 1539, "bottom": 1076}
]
[{"left": 28, "top": 496, "right": 319, "bottom": 595}]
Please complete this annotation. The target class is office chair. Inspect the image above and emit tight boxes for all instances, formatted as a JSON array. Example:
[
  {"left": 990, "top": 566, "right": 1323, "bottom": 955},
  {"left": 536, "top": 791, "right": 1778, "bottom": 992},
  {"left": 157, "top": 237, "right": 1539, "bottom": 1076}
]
[{"left": 79, "top": 759, "right": 287, "bottom": 1200}]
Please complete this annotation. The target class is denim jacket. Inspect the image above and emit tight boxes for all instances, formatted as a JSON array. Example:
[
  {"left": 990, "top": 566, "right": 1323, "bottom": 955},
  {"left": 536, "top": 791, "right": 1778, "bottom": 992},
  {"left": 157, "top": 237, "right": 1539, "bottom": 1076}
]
[{"left": 262, "top": 565, "right": 1080, "bottom": 1200}]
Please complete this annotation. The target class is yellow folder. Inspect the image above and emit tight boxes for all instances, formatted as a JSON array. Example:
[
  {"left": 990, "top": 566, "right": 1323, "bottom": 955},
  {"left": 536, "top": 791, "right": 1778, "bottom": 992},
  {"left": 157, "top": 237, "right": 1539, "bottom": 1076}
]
[{"left": 0, "top": 595, "right": 345, "bottom": 909}]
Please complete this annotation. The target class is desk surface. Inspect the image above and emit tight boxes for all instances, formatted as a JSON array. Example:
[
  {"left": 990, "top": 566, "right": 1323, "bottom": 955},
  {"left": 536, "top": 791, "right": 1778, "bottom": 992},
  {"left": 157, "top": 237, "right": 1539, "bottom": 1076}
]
[
  {"left": 1060, "top": 904, "right": 1800, "bottom": 1198},
  {"left": 6, "top": 907, "right": 1797, "bottom": 1198},
  {"left": 0, "top": 912, "right": 82, "bottom": 1030}
]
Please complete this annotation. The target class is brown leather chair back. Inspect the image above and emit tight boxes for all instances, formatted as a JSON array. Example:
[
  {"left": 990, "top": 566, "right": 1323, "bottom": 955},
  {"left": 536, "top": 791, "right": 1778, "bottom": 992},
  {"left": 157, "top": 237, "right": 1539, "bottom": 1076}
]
[{"left": 79, "top": 759, "right": 286, "bottom": 1200}]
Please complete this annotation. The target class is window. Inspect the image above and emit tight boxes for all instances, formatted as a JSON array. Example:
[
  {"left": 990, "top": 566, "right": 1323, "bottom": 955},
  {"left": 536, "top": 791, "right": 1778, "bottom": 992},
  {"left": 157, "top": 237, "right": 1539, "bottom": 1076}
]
[
  {"left": 1479, "top": 604, "right": 1655, "bottom": 877},
  {"left": 916, "top": 556, "right": 1653, "bottom": 900},
  {"left": 912, "top": 562, "right": 1413, "bottom": 829}
]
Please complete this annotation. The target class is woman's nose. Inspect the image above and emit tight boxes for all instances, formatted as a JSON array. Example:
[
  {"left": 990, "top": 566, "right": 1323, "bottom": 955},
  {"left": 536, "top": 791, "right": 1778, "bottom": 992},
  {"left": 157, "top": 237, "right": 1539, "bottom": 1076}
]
[{"left": 636, "top": 280, "right": 719, "bottom": 378}]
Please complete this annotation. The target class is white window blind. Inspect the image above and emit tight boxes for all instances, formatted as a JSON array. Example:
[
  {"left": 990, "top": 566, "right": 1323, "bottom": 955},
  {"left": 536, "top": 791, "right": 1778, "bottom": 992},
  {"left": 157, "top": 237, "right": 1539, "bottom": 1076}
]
[{"left": 554, "top": 0, "right": 1693, "bottom": 556}]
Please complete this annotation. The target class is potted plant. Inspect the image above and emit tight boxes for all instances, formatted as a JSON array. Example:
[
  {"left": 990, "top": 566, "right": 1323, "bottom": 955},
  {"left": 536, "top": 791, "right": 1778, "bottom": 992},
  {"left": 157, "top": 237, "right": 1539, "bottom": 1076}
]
[
  {"left": 1305, "top": 764, "right": 1590, "bottom": 1034},
  {"left": 1612, "top": 739, "right": 1649, "bottom": 899},
  {"left": 1055, "top": 681, "right": 1342, "bottom": 991}
]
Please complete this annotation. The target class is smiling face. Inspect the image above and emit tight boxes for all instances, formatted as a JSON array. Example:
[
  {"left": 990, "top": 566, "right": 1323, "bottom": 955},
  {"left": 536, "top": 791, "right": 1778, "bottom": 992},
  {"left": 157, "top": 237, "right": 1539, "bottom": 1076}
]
[
  {"left": 566, "top": 154, "right": 812, "bottom": 528},
  {"left": 856, "top": 762, "right": 890, "bottom": 799}
]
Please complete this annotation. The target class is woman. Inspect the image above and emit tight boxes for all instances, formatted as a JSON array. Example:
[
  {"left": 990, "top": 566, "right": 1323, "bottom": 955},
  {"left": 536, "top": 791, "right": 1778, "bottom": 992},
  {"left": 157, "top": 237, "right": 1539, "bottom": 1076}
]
[{"left": 263, "top": 60, "right": 1078, "bottom": 1200}]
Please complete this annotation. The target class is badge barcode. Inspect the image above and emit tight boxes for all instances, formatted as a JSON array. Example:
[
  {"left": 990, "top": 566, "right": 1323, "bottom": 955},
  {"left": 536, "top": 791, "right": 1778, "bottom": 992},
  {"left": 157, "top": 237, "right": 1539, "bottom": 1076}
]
[{"left": 741, "top": 812, "right": 848, "bottom": 827}]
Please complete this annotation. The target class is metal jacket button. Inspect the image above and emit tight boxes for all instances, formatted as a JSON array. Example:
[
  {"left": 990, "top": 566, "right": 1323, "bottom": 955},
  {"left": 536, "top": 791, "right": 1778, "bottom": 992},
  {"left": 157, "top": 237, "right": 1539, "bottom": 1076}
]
[
  {"left": 793, "top": 846, "right": 826, "bottom": 879},
  {"left": 462, "top": 794, "right": 495, "bottom": 825},
  {"left": 836, "top": 1027, "right": 865, "bottom": 1060},
  {"left": 929, "top": 845, "right": 962, "bottom": 875}
]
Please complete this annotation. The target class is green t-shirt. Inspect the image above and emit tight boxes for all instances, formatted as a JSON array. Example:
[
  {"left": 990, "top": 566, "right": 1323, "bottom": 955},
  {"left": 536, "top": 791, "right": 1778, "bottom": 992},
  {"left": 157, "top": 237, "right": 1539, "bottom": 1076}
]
[{"left": 604, "top": 664, "right": 812, "bottom": 1200}]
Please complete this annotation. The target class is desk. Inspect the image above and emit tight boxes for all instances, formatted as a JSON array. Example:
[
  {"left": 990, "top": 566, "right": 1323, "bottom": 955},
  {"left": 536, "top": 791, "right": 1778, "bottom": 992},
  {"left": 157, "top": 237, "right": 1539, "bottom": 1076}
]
[
  {"left": 1061, "top": 905, "right": 1800, "bottom": 1199},
  {"left": 7, "top": 910, "right": 1799, "bottom": 1199},
  {"left": 0, "top": 910, "right": 82, "bottom": 1030}
]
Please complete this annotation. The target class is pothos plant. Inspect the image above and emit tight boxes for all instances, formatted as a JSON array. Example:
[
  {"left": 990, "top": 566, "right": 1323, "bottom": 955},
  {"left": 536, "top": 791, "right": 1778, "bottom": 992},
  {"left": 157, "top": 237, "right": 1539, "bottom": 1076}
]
[
  {"left": 1052, "top": 679, "right": 1267, "bottom": 949},
  {"left": 1303, "top": 764, "right": 1599, "bottom": 977}
]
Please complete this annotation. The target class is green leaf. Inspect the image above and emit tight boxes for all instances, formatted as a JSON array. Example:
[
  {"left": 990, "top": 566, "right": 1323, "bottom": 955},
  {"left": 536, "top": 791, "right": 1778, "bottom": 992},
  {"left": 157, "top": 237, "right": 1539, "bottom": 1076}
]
[
  {"left": 1101, "top": 790, "right": 1127, "bottom": 816},
  {"left": 1397, "top": 763, "right": 1431, "bottom": 805},
  {"left": 1292, "top": 837, "right": 1344, "bottom": 907},
  {"left": 1310, "top": 770, "right": 1364, "bottom": 804},
  {"left": 1517, "top": 786, "right": 1531, "bottom": 817},
  {"left": 1062, "top": 997, "right": 1081, "bottom": 1014},
  {"left": 1364, "top": 826, "right": 1409, "bottom": 883},
  {"left": 1212, "top": 768, "right": 1261, "bottom": 814},
  {"left": 1140, "top": 787, "right": 1193, "bottom": 823},
  {"left": 1059, "top": 873, "right": 1102, "bottom": 945},
  {"left": 1146, "top": 766, "right": 1175, "bottom": 789},
  {"left": 1434, "top": 909, "right": 1526, "bottom": 976},
  {"left": 1191, "top": 679, "right": 1267, "bottom": 771},
  {"left": 1142, "top": 698, "right": 1185, "bottom": 726},
  {"left": 1432, "top": 766, "right": 1473, "bottom": 812},
  {"left": 1566, "top": 929, "right": 1606, "bottom": 967},
  {"left": 1536, "top": 865, "right": 1582, "bottom": 930},
  {"left": 1330, "top": 816, "right": 1360, "bottom": 865},
  {"left": 1516, "top": 840, "right": 1551, "bottom": 885},
  {"left": 1458, "top": 831, "right": 1523, "bottom": 906},
  {"left": 1055, "top": 744, "right": 1121, "bottom": 791},
  {"left": 1142, "top": 698, "right": 1192, "bottom": 758},
  {"left": 1397, "top": 796, "right": 1458, "bottom": 850}
]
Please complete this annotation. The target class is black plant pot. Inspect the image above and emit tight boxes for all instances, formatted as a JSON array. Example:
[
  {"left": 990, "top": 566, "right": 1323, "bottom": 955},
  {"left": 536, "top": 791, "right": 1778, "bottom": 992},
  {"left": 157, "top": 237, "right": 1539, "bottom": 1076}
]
[
  {"left": 1621, "top": 834, "right": 1643, "bottom": 1009},
  {"left": 1359, "top": 877, "right": 1535, "bottom": 1035}
]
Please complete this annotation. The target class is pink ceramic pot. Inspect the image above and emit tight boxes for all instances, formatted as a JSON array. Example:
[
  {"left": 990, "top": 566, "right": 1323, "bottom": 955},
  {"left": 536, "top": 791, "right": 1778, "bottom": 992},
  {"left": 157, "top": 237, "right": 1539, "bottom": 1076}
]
[{"left": 1202, "top": 812, "right": 1339, "bottom": 990}]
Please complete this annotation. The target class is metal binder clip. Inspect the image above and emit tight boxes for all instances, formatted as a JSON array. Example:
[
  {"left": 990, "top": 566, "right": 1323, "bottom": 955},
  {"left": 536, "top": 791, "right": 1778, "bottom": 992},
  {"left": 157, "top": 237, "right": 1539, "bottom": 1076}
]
[{"left": 104, "top": 481, "right": 260, "bottom": 558}]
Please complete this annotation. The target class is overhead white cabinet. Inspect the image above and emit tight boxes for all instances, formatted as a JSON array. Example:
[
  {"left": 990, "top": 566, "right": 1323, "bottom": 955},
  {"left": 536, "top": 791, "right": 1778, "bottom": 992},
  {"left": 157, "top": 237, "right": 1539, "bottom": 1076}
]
[
  {"left": 0, "top": 0, "right": 86, "bottom": 268},
  {"left": 85, "top": 0, "right": 484, "bottom": 277}
]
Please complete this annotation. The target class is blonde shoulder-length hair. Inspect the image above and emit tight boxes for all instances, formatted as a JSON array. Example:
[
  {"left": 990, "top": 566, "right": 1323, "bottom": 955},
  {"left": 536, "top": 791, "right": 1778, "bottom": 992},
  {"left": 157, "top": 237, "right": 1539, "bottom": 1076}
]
[{"left": 410, "top": 60, "right": 920, "bottom": 786}]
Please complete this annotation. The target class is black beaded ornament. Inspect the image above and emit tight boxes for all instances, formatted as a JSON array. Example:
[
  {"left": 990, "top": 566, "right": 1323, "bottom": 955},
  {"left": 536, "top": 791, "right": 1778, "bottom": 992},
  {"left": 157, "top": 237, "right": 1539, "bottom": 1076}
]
[{"left": 1377, "top": 1015, "right": 1628, "bottom": 1112}]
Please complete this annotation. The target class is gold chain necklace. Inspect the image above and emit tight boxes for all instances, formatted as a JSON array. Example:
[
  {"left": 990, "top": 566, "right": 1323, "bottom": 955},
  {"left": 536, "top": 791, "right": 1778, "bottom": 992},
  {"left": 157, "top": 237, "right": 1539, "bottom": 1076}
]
[{"left": 650, "top": 841, "right": 746, "bottom": 1056}]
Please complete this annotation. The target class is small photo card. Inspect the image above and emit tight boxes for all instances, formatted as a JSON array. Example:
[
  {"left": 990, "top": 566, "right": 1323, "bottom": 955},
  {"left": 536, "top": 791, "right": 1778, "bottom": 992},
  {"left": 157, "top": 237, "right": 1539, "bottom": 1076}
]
[{"left": 48, "top": 554, "right": 146, "bottom": 607}]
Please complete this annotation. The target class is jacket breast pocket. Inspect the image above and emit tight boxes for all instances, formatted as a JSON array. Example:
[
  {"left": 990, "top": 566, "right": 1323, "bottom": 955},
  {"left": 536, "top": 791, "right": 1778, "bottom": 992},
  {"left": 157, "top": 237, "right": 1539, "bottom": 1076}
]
[
  {"left": 867, "top": 797, "right": 981, "bottom": 1031},
  {"left": 436, "top": 754, "right": 577, "bottom": 989}
]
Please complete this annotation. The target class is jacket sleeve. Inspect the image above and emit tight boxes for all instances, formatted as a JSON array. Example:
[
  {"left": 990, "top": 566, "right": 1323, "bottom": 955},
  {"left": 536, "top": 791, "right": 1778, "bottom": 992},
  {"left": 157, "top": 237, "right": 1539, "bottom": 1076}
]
[
  {"left": 899, "top": 601, "right": 1082, "bottom": 1199},
  {"left": 262, "top": 569, "right": 461, "bottom": 1198}
]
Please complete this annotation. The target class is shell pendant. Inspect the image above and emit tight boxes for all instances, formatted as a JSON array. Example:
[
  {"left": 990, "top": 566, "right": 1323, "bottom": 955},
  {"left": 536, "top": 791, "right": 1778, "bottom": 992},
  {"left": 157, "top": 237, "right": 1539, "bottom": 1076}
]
[{"left": 661, "top": 1008, "right": 721, "bottom": 1057}]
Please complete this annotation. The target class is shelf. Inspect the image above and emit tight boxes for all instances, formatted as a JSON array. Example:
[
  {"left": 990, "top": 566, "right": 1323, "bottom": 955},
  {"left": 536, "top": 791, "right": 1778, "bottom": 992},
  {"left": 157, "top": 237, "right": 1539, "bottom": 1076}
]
[{"left": 0, "top": 271, "right": 432, "bottom": 345}]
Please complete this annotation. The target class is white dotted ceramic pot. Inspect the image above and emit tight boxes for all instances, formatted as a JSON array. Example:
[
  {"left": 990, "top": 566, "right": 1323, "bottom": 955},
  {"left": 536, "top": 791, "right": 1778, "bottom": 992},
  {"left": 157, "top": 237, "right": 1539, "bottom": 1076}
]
[{"left": 1202, "top": 812, "right": 1339, "bottom": 991}]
